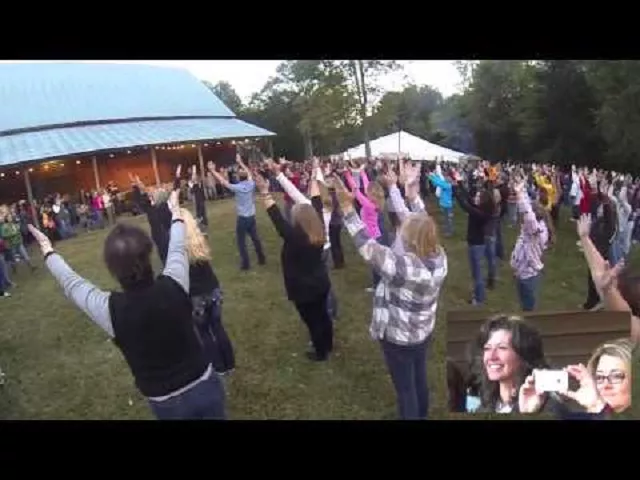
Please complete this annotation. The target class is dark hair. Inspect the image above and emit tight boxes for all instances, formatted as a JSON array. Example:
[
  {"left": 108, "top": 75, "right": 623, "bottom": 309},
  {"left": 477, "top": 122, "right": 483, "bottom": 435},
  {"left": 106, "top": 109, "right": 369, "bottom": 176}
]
[
  {"left": 447, "top": 359, "right": 467, "bottom": 413},
  {"left": 617, "top": 271, "right": 640, "bottom": 317},
  {"left": 469, "top": 315, "right": 548, "bottom": 411},
  {"left": 104, "top": 224, "right": 154, "bottom": 291}
]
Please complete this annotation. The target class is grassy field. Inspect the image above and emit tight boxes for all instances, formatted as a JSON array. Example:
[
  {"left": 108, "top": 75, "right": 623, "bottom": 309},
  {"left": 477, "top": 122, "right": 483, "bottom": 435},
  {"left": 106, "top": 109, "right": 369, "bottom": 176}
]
[{"left": 0, "top": 197, "right": 637, "bottom": 419}]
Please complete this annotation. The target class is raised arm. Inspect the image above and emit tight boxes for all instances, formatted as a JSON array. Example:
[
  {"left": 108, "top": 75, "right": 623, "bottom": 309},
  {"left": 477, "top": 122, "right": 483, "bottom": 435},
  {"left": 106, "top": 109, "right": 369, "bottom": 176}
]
[
  {"left": 345, "top": 169, "right": 376, "bottom": 210},
  {"left": 28, "top": 225, "right": 113, "bottom": 337},
  {"left": 236, "top": 154, "right": 253, "bottom": 181},
  {"left": 208, "top": 162, "right": 231, "bottom": 189},
  {"left": 577, "top": 215, "right": 640, "bottom": 342},
  {"left": 161, "top": 191, "right": 189, "bottom": 294},
  {"left": 275, "top": 172, "right": 311, "bottom": 205}
]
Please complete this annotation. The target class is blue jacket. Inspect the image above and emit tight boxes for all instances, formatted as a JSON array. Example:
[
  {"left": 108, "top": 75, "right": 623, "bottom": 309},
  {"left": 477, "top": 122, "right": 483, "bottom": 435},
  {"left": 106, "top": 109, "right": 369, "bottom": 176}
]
[{"left": 429, "top": 174, "right": 453, "bottom": 209}]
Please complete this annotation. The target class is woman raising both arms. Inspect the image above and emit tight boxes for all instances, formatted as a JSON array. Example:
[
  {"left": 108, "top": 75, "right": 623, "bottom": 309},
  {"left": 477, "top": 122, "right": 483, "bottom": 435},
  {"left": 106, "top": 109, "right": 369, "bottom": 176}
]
[
  {"left": 335, "top": 165, "right": 448, "bottom": 419},
  {"left": 254, "top": 160, "right": 334, "bottom": 362},
  {"left": 29, "top": 190, "right": 226, "bottom": 420}
]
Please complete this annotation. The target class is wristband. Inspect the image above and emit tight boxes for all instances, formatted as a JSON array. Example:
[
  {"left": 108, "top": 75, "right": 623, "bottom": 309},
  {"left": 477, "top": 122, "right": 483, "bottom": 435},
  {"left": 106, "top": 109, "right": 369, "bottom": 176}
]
[{"left": 44, "top": 250, "right": 57, "bottom": 260}]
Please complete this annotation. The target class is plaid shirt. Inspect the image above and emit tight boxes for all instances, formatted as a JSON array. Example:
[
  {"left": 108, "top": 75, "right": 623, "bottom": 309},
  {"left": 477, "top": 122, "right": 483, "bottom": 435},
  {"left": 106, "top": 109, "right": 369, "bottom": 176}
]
[{"left": 343, "top": 193, "right": 448, "bottom": 345}]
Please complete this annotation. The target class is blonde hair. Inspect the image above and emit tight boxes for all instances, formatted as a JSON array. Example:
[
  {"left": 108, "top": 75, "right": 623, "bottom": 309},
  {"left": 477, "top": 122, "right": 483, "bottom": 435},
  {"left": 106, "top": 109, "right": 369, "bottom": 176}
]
[
  {"left": 367, "top": 182, "right": 386, "bottom": 211},
  {"left": 180, "top": 208, "right": 211, "bottom": 263},
  {"left": 292, "top": 203, "right": 326, "bottom": 247},
  {"left": 400, "top": 212, "right": 439, "bottom": 258},
  {"left": 587, "top": 338, "right": 634, "bottom": 378}
]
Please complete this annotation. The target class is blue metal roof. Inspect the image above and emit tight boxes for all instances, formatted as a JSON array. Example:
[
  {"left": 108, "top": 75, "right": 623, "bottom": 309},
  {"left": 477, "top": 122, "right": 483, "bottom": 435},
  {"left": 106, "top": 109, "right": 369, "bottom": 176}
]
[
  {"left": 0, "top": 62, "right": 235, "bottom": 133},
  {"left": 0, "top": 118, "right": 274, "bottom": 166},
  {"left": 0, "top": 62, "right": 275, "bottom": 166}
]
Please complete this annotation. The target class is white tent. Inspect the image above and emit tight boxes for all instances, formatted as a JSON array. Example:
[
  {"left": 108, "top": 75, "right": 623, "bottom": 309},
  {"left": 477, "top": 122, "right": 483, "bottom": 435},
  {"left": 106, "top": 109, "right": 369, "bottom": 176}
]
[{"left": 341, "top": 130, "right": 466, "bottom": 164}]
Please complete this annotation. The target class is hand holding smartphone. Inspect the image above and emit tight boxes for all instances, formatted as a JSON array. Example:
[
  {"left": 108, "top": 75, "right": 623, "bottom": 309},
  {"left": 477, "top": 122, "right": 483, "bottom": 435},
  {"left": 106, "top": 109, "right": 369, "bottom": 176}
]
[{"left": 533, "top": 369, "right": 569, "bottom": 394}]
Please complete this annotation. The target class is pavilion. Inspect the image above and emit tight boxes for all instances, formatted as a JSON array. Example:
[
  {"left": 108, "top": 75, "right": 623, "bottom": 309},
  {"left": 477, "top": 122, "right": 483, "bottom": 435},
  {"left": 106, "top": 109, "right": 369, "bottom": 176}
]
[{"left": 0, "top": 62, "right": 274, "bottom": 208}]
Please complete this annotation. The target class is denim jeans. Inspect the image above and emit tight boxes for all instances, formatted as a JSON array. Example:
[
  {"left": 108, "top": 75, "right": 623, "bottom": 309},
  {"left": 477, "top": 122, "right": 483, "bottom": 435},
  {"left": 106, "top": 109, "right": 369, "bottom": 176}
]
[
  {"left": 468, "top": 244, "right": 487, "bottom": 303},
  {"left": 0, "top": 254, "right": 10, "bottom": 290},
  {"left": 441, "top": 206, "right": 453, "bottom": 236},
  {"left": 322, "top": 248, "right": 338, "bottom": 321},
  {"left": 148, "top": 370, "right": 226, "bottom": 420},
  {"left": 495, "top": 220, "right": 504, "bottom": 260},
  {"left": 381, "top": 338, "right": 430, "bottom": 420},
  {"left": 236, "top": 216, "right": 266, "bottom": 270},
  {"left": 507, "top": 203, "right": 517, "bottom": 226},
  {"left": 516, "top": 274, "right": 540, "bottom": 311},
  {"left": 484, "top": 236, "right": 497, "bottom": 281}
]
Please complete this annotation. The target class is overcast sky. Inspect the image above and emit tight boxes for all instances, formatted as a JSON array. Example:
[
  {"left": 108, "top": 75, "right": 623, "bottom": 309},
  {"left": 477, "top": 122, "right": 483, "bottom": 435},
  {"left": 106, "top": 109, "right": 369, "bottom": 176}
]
[{"left": 1, "top": 60, "right": 462, "bottom": 102}]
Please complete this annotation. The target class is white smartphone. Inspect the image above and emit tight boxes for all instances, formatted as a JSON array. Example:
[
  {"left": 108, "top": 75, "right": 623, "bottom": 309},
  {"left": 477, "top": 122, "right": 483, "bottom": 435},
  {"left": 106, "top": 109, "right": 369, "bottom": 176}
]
[{"left": 533, "top": 369, "right": 568, "bottom": 394}]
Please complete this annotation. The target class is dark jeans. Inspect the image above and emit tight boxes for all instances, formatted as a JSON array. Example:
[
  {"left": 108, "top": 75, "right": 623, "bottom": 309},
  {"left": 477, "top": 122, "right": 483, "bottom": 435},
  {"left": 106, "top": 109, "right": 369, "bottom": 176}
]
[
  {"left": 148, "top": 370, "right": 226, "bottom": 420},
  {"left": 495, "top": 220, "right": 504, "bottom": 261},
  {"left": 236, "top": 216, "right": 266, "bottom": 270},
  {"left": 516, "top": 274, "right": 540, "bottom": 311},
  {"left": 294, "top": 295, "right": 333, "bottom": 359},
  {"left": 381, "top": 338, "right": 430, "bottom": 420},
  {"left": 196, "top": 199, "right": 208, "bottom": 227},
  {"left": 550, "top": 203, "right": 560, "bottom": 228},
  {"left": 329, "top": 223, "right": 345, "bottom": 269},
  {"left": 322, "top": 249, "right": 339, "bottom": 321},
  {"left": 195, "top": 292, "right": 235, "bottom": 373}
]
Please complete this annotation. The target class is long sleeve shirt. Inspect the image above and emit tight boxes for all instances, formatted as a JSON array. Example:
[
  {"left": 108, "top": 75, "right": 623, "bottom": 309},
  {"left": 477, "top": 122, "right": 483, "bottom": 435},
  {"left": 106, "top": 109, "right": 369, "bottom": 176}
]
[
  {"left": 345, "top": 170, "right": 381, "bottom": 240},
  {"left": 344, "top": 193, "right": 447, "bottom": 346},
  {"left": 510, "top": 191, "right": 548, "bottom": 280}
]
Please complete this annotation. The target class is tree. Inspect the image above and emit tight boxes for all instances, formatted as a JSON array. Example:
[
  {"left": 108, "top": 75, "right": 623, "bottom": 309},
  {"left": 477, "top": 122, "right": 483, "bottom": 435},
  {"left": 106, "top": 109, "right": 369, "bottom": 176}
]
[
  {"left": 203, "top": 80, "right": 244, "bottom": 114},
  {"left": 585, "top": 61, "right": 640, "bottom": 173},
  {"left": 339, "top": 61, "right": 402, "bottom": 159}
]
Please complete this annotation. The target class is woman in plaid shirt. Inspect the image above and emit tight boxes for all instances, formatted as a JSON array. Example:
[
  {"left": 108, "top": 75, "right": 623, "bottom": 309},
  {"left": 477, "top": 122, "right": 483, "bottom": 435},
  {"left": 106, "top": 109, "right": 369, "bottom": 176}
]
[{"left": 336, "top": 165, "right": 448, "bottom": 419}]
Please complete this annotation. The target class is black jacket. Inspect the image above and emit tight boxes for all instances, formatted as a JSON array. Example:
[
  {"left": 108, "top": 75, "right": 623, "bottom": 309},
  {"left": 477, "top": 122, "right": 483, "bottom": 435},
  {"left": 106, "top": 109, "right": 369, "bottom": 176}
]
[{"left": 266, "top": 196, "right": 330, "bottom": 304}]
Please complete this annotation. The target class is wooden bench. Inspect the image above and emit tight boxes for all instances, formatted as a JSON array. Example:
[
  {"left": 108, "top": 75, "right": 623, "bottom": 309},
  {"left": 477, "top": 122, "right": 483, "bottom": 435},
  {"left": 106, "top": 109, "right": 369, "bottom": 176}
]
[{"left": 447, "top": 309, "right": 631, "bottom": 374}]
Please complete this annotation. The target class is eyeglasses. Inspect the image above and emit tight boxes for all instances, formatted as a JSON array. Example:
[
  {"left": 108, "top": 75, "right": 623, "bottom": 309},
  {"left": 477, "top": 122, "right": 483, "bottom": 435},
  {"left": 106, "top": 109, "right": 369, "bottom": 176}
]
[{"left": 595, "top": 371, "right": 626, "bottom": 385}]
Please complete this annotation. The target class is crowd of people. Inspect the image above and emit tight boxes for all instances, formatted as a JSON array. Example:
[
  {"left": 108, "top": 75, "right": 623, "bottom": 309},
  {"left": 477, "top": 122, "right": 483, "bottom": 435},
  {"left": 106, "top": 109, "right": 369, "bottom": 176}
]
[{"left": 2, "top": 152, "right": 637, "bottom": 420}]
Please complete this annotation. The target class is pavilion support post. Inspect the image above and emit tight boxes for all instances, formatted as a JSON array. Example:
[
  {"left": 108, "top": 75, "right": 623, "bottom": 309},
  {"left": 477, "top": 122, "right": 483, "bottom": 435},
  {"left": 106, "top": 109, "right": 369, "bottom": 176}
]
[
  {"left": 197, "top": 144, "right": 208, "bottom": 199},
  {"left": 24, "top": 168, "right": 39, "bottom": 229},
  {"left": 92, "top": 156, "right": 101, "bottom": 191},
  {"left": 151, "top": 148, "right": 160, "bottom": 186},
  {"left": 267, "top": 138, "right": 274, "bottom": 158}
]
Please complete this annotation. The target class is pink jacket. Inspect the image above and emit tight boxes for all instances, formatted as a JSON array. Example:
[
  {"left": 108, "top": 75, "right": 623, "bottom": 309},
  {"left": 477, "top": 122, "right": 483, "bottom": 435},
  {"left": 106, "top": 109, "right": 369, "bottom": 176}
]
[{"left": 345, "top": 170, "right": 381, "bottom": 240}]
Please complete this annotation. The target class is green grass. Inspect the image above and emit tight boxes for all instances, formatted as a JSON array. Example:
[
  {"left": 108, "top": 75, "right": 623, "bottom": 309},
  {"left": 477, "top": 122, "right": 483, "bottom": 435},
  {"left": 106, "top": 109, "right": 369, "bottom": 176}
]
[{"left": 0, "top": 198, "right": 637, "bottom": 419}]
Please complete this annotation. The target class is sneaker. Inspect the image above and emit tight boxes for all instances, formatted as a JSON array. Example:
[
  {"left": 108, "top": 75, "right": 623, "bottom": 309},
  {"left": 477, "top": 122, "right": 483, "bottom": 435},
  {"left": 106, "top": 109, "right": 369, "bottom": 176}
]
[
  {"left": 365, "top": 287, "right": 374, "bottom": 293},
  {"left": 1, "top": 292, "right": 11, "bottom": 298}
]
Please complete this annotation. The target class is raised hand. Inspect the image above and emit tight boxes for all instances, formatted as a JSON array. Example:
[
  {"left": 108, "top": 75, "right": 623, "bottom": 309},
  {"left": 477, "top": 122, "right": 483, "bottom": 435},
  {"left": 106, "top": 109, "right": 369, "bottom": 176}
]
[
  {"left": 577, "top": 214, "right": 591, "bottom": 239},
  {"left": 167, "top": 190, "right": 182, "bottom": 220},
  {"left": 176, "top": 164, "right": 182, "bottom": 178},
  {"left": 518, "top": 374, "right": 545, "bottom": 414},
  {"left": 254, "top": 173, "right": 270, "bottom": 195},
  {"left": 561, "top": 364, "right": 605, "bottom": 413},
  {"left": 333, "top": 175, "right": 355, "bottom": 214}
]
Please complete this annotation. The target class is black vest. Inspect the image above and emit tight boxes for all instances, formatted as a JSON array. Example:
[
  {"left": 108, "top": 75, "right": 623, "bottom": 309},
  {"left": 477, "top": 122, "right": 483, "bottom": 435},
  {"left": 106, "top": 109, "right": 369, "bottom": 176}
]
[{"left": 108, "top": 275, "right": 207, "bottom": 398}]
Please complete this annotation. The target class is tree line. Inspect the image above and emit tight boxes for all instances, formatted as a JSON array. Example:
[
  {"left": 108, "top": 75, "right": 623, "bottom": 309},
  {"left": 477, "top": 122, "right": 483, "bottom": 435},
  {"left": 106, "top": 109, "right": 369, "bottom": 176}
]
[{"left": 204, "top": 60, "right": 640, "bottom": 172}]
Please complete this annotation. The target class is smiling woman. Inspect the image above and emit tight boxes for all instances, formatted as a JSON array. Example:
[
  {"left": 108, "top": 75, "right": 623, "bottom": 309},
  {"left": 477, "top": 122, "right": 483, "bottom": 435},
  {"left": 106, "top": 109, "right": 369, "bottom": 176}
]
[{"left": 468, "top": 315, "right": 550, "bottom": 413}]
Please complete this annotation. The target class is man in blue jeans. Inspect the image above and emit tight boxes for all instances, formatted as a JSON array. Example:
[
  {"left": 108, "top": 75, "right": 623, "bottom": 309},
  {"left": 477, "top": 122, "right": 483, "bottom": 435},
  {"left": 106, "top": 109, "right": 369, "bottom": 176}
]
[{"left": 208, "top": 156, "right": 266, "bottom": 271}]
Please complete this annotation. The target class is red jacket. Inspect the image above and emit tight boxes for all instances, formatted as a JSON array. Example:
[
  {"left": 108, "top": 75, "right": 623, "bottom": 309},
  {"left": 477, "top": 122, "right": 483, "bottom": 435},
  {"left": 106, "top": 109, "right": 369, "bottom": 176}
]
[{"left": 579, "top": 176, "right": 592, "bottom": 215}]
